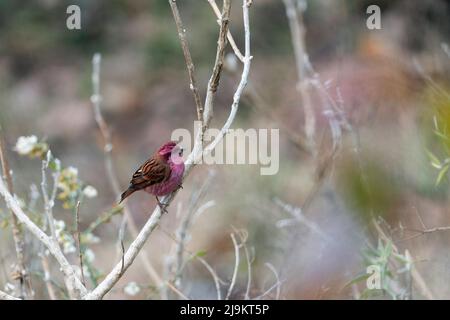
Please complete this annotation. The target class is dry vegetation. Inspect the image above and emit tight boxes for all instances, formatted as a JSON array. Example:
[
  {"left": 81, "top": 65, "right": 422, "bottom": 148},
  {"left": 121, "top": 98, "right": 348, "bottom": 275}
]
[{"left": 0, "top": 0, "right": 449, "bottom": 300}]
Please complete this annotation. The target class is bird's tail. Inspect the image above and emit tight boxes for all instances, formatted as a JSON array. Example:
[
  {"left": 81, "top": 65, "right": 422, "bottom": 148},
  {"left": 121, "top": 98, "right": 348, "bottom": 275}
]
[{"left": 119, "top": 187, "right": 136, "bottom": 204}]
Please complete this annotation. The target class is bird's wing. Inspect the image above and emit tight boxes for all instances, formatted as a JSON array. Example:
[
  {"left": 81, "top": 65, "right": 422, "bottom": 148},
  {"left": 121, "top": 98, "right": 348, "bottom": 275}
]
[{"left": 128, "top": 155, "right": 171, "bottom": 190}]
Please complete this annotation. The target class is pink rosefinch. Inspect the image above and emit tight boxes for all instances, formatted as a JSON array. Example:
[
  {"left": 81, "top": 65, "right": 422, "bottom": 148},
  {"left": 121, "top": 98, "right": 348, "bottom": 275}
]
[{"left": 119, "top": 141, "right": 184, "bottom": 211}]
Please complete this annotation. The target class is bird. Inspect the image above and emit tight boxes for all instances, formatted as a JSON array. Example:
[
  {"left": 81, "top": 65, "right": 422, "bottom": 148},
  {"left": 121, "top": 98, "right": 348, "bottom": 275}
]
[{"left": 119, "top": 141, "right": 185, "bottom": 212}]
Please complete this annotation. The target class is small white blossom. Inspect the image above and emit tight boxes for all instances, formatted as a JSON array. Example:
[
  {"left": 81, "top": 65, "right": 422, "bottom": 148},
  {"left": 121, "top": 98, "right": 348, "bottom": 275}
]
[
  {"left": 54, "top": 219, "right": 66, "bottom": 239},
  {"left": 124, "top": 282, "right": 140, "bottom": 296},
  {"left": 84, "top": 233, "right": 100, "bottom": 244},
  {"left": 66, "top": 166, "right": 78, "bottom": 177},
  {"left": 83, "top": 185, "right": 98, "bottom": 198},
  {"left": 63, "top": 242, "right": 77, "bottom": 254},
  {"left": 84, "top": 248, "right": 95, "bottom": 263},
  {"left": 14, "top": 135, "right": 37, "bottom": 155},
  {"left": 60, "top": 233, "right": 76, "bottom": 254},
  {"left": 83, "top": 265, "right": 91, "bottom": 278}
]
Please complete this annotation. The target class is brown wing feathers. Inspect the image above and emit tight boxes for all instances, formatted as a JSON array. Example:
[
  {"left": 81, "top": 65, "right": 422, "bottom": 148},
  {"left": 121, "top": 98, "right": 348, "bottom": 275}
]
[{"left": 119, "top": 155, "right": 171, "bottom": 203}]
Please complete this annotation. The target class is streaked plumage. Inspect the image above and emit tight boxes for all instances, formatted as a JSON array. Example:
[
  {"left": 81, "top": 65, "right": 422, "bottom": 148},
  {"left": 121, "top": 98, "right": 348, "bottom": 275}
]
[{"left": 119, "top": 141, "right": 184, "bottom": 206}]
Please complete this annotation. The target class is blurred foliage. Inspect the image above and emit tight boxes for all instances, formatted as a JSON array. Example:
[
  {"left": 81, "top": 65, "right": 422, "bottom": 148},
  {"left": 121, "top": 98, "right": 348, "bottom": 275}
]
[
  {"left": 421, "top": 84, "right": 450, "bottom": 187},
  {"left": 145, "top": 29, "right": 183, "bottom": 70},
  {"left": 337, "top": 157, "right": 400, "bottom": 220},
  {"left": 348, "top": 237, "right": 412, "bottom": 300},
  {"left": 0, "top": 0, "right": 449, "bottom": 299}
]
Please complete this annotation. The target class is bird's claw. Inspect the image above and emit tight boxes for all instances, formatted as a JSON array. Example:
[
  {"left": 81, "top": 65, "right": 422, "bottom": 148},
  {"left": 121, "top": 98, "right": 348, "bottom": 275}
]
[
  {"left": 156, "top": 197, "right": 168, "bottom": 214},
  {"left": 159, "top": 204, "right": 168, "bottom": 214}
]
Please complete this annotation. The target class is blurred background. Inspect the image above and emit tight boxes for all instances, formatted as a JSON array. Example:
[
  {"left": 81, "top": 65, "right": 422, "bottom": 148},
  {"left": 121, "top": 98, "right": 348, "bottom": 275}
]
[{"left": 0, "top": 0, "right": 450, "bottom": 299}]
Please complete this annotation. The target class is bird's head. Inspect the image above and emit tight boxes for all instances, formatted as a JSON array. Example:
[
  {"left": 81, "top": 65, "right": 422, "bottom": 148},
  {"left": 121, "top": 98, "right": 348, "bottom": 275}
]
[{"left": 158, "top": 141, "right": 184, "bottom": 162}]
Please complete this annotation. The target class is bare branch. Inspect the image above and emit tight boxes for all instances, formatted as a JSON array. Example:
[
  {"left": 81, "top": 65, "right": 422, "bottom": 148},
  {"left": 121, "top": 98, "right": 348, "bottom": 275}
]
[
  {"left": 283, "top": 0, "right": 316, "bottom": 152},
  {"left": 169, "top": 0, "right": 204, "bottom": 123},
  {"left": 0, "top": 129, "right": 30, "bottom": 299},
  {"left": 0, "top": 177, "right": 88, "bottom": 298}
]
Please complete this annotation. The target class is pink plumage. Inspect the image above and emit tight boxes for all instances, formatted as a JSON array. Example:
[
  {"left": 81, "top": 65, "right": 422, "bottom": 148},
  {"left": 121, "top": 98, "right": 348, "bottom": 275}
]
[
  {"left": 119, "top": 141, "right": 185, "bottom": 207},
  {"left": 144, "top": 150, "right": 185, "bottom": 196}
]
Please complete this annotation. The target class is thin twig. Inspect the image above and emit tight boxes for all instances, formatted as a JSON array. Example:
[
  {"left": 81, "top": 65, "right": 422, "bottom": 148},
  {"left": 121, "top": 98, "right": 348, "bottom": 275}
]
[
  {"left": 253, "top": 263, "right": 282, "bottom": 300},
  {"left": 41, "top": 154, "right": 58, "bottom": 242},
  {"left": 0, "top": 129, "right": 30, "bottom": 299},
  {"left": 197, "top": 257, "right": 223, "bottom": 300},
  {"left": 202, "top": 0, "right": 231, "bottom": 130},
  {"left": 242, "top": 237, "right": 252, "bottom": 300},
  {"left": 207, "top": 0, "right": 245, "bottom": 62},
  {"left": 169, "top": 0, "right": 204, "bottom": 123},
  {"left": 75, "top": 201, "right": 85, "bottom": 287},
  {"left": 161, "top": 216, "right": 226, "bottom": 301},
  {"left": 225, "top": 233, "right": 240, "bottom": 300},
  {"left": 120, "top": 240, "right": 125, "bottom": 274},
  {"left": 283, "top": 0, "right": 316, "bottom": 152},
  {"left": 200, "top": 0, "right": 252, "bottom": 158},
  {"left": 274, "top": 197, "right": 332, "bottom": 243},
  {"left": 39, "top": 253, "right": 57, "bottom": 300},
  {"left": 174, "top": 172, "right": 215, "bottom": 287},
  {"left": 83, "top": 206, "right": 123, "bottom": 235},
  {"left": 397, "top": 226, "right": 450, "bottom": 242},
  {"left": 231, "top": 226, "right": 252, "bottom": 300}
]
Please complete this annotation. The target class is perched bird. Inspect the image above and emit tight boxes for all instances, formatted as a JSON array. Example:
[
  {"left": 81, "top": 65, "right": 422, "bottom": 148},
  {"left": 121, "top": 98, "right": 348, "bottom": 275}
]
[{"left": 119, "top": 141, "right": 184, "bottom": 212}]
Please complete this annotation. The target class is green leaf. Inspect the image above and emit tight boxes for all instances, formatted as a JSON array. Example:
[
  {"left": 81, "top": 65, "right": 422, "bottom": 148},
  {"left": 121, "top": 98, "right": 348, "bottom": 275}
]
[
  {"left": 382, "top": 240, "right": 392, "bottom": 259},
  {"left": 433, "top": 130, "right": 450, "bottom": 142},
  {"left": 48, "top": 157, "right": 61, "bottom": 172},
  {"left": 342, "top": 272, "right": 371, "bottom": 289},
  {"left": 426, "top": 149, "right": 441, "bottom": 169},
  {"left": 359, "top": 288, "right": 383, "bottom": 300},
  {"left": 436, "top": 164, "right": 449, "bottom": 186},
  {"left": 194, "top": 250, "right": 207, "bottom": 258}
]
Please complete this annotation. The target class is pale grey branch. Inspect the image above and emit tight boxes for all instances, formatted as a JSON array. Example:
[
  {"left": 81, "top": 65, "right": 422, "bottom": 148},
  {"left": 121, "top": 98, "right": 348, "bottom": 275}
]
[{"left": 0, "top": 177, "right": 88, "bottom": 298}]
